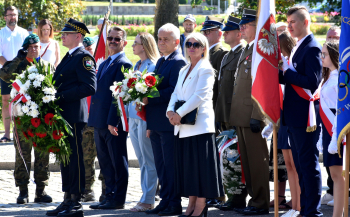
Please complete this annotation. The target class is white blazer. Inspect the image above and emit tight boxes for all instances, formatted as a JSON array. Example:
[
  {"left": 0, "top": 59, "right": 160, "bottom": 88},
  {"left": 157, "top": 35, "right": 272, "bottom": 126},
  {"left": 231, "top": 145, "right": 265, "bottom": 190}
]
[{"left": 166, "top": 59, "right": 216, "bottom": 138}]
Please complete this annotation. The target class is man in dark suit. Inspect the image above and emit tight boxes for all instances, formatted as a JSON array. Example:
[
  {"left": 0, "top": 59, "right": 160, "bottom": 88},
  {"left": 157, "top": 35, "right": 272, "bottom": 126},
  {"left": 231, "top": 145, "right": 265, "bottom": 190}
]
[
  {"left": 88, "top": 26, "right": 132, "bottom": 210},
  {"left": 143, "top": 23, "right": 186, "bottom": 216},
  {"left": 46, "top": 19, "right": 97, "bottom": 217},
  {"left": 230, "top": 9, "right": 270, "bottom": 215},
  {"left": 280, "top": 6, "right": 323, "bottom": 217},
  {"left": 201, "top": 16, "right": 228, "bottom": 111},
  {"left": 215, "top": 15, "right": 247, "bottom": 211}
]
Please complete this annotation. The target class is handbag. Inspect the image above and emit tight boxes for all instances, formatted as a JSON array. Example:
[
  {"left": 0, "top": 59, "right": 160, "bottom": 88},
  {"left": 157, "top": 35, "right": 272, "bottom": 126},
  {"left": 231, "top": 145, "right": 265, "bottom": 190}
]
[{"left": 174, "top": 100, "right": 198, "bottom": 125}]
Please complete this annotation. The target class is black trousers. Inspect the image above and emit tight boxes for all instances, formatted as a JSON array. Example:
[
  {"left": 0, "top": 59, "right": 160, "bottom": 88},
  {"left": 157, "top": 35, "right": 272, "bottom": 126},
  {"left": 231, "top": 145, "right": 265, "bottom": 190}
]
[{"left": 60, "top": 122, "right": 86, "bottom": 194}]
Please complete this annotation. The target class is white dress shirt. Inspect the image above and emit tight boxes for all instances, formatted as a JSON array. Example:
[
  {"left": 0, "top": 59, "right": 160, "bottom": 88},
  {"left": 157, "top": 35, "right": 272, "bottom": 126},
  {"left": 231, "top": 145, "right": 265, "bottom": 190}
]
[
  {"left": 289, "top": 33, "right": 312, "bottom": 62},
  {"left": 209, "top": 42, "right": 220, "bottom": 50},
  {"left": 68, "top": 45, "right": 83, "bottom": 55},
  {"left": 320, "top": 69, "right": 337, "bottom": 109},
  {"left": 0, "top": 25, "right": 29, "bottom": 68}
]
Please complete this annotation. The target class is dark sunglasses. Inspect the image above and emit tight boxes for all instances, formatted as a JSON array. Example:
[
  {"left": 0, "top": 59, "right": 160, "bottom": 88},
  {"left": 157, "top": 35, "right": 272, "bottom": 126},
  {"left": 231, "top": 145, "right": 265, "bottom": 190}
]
[
  {"left": 107, "top": 37, "right": 122, "bottom": 42},
  {"left": 185, "top": 42, "right": 203, "bottom": 49}
]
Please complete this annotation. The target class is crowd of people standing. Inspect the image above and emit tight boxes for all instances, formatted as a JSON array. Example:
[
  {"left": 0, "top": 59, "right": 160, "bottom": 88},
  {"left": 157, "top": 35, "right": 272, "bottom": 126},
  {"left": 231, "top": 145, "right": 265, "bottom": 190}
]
[{"left": 0, "top": 4, "right": 347, "bottom": 217}]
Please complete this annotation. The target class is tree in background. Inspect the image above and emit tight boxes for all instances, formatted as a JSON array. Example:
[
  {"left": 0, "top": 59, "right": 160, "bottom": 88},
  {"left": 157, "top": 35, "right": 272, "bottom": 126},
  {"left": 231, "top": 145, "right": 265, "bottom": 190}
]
[
  {"left": 154, "top": 0, "right": 179, "bottom": 41},
  {"left": 3, "top": 0, "right": 85, "bottom": 30}
]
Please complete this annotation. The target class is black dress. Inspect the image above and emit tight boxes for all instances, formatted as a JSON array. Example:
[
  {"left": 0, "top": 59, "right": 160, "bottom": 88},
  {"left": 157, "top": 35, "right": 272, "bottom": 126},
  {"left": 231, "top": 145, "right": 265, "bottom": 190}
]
[{"left": 174, "top": 133, "right": 225, "bottom": 198}]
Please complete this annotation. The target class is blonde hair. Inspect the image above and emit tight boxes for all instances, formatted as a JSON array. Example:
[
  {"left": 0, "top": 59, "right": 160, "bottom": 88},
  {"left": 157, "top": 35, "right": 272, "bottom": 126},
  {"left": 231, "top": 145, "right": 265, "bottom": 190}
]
[
  {"left": 138, "top": 32, "right": 160, "bottom": 64},
  {"left": 183, "top": 32, "right": 210, "bottom": 63}
]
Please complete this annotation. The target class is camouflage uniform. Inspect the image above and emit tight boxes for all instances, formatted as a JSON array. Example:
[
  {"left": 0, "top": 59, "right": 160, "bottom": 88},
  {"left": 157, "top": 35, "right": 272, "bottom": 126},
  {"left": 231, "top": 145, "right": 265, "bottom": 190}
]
[
  {"left": 82, "top": 125, "right": 105, "bottom": 191},
  {"left": 1, "top": 57, "right": 52, "bottom": 191}
]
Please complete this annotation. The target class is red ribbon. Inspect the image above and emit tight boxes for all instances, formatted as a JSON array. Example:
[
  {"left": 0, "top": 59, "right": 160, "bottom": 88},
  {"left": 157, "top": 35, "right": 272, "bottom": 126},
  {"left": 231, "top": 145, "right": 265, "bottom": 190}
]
[{"left": 237, "top": 143, "right": 245, "bottom": 184}]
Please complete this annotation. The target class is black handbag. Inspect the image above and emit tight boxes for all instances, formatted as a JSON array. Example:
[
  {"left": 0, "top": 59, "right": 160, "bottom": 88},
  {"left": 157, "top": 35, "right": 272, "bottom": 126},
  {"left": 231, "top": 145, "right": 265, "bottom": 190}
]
[{"left": 174, "top": 100, "right": 198, "bottom": 125}]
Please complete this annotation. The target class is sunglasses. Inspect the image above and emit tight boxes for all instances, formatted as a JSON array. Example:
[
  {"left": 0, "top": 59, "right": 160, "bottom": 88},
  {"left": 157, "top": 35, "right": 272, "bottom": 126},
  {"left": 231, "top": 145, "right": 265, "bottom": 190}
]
[
  {"left": 185, "top": 42, "right": 203, "bottom": 49},
  {"left": 321, "top": 52, "right": 327, "bottom": 59},
  {"left": 107, "top": 37, "right": 123, "bottom": 42}
]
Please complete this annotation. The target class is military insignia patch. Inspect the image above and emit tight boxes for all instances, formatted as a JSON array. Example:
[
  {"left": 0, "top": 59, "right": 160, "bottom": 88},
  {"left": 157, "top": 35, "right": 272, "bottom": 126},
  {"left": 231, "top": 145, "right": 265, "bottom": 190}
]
[
  {"left": 29, "top": 39, "right": 34, "bottom": 44},
  {"left": 83, "top": 56, "right": 94, "bottom": 70}
]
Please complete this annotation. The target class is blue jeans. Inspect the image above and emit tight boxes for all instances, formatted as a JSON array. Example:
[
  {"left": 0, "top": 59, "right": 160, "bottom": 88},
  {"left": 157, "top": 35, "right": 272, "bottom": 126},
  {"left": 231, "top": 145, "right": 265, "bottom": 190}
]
[{"left": 129, "top": 118, "right": 157, "bottom": 204}]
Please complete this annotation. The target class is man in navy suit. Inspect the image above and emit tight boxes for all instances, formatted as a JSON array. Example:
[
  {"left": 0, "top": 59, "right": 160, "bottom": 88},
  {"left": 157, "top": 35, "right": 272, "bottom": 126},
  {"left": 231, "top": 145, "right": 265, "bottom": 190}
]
[
  {"left": 143, "top": 23, "right": 186, "bottom": 216},
  {"left": 88, "top": 26, "right": 132, "bottom": 210},
  {"left": 46, "top": 19, "right": 97, "bottom": 217},
  {"left": 280, "top": 6, "right": 323, "bottom": 217}
]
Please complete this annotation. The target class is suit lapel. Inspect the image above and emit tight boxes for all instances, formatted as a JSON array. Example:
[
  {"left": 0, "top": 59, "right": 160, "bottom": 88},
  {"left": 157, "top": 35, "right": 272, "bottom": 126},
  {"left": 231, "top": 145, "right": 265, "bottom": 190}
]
[
  {"left": 292, "top": 34, "right": 313, "bottom": 63},
  {"left": 158, "top": 50, "right": 178, "bottom": 74},
  {"left": 221, "top": 45, "right": 242, "bottom": 68},
  {"left": 99, "top": 53, "right": 125, "bottom": 81},
  {"left": 182, "top": 59, "right": 203, "bottom": 92},
  {"left": 53, "top": 47, "right": 82, "bottom": 80},
  {"left": 239, "top": 44, "right": 253, "bottom": 65}
]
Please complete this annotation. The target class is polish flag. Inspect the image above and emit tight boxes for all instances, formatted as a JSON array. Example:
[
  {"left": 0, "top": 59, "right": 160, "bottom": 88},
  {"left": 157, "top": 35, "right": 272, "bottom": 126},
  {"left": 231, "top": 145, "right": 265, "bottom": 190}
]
[
  {"left": 87, "top": 19, "right": 109, "bottom": 111},
  {"left": 251, "top": 0, "right": 282, "bottom": 125}
]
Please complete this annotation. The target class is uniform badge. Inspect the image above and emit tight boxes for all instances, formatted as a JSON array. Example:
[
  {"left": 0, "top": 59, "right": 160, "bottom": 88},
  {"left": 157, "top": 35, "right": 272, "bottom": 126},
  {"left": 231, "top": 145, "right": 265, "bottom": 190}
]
[
  {"left": 245, "top": 69, "right": 248, "bottom": 73},
  {"left": 294, "top": 63, "right": 297, "bottom": 68},
  {"left": 83, "top": 56, "right": 94, "bottom": 70},
  {"left": 244, "top": 61, "right": 247, "bottom": 65},
  {"left": 29, "top": 38, "right": 34, "bottom": 44}
]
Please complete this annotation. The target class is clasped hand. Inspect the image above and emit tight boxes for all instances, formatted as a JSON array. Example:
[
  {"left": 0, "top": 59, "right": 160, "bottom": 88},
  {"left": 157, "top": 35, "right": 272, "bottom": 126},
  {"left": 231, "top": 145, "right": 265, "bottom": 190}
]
[{"left": 167, "top": 111, "right": 181, "bottom": 126}]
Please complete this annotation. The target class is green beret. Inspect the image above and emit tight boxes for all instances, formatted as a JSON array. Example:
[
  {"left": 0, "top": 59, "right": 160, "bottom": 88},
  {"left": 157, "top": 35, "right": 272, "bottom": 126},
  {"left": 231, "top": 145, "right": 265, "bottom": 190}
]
[
  {"left": 83, "top": 37, "right": 95, "bottom": 48},
  {"left": 22, "top": 34, "right": 40, "bottom": 48}
]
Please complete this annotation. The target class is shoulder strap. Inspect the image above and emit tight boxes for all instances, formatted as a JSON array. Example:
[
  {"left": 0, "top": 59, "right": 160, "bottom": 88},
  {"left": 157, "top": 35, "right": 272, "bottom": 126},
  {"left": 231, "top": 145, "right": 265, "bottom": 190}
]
[{"left": 40, "top": 41, "right": 52, "bottom": 58}]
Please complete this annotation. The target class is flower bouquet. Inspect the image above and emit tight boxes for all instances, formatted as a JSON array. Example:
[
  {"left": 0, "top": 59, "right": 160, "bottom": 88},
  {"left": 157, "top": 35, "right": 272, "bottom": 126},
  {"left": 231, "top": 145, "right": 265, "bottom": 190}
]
[
  {"left": 10, "top": 59, "right": 73, "bottom": 166},
  {"left": 110, "top": 66, "right": 163, "bottom": 127}
]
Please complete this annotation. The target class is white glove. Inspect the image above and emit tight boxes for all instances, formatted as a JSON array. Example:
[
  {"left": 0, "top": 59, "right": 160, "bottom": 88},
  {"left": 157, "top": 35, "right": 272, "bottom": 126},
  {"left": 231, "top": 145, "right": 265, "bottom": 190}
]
[
  {"left": 328, "top": 134, "right": 338, "bottom": 154},
  {"left": 316, "top": 125, "right": 323, "bottom": 152},
  {"left": 261, "top": 122, "right": 273, "bottom": 139},
  {"left": 281, "top": 54, "right": 289, "bottom": 72}
]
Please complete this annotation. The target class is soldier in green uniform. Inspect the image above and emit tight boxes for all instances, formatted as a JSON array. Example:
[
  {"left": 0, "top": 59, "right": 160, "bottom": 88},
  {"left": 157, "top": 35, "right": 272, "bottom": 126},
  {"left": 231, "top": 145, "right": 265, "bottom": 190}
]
[
  {"left": 0, "top": 34, "right": 53, "bottom": 204},
  {"left": 81, "top": 37, "right": 106, "bottom": 202},
  {"left": 200, "top": 16, "right": 229, "bottom": 111}
]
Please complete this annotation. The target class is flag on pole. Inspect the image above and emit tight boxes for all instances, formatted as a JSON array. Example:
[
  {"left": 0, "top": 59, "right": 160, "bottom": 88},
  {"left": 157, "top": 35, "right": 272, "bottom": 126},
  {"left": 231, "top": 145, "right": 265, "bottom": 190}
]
[
  {"left": 87, "top": 19, "right": 109, "bottom": 111},
  {"left": 337, "top": 0, "right": 350, "bottom": 150},
  {"left": 251, "top": 0, "right": 282, "bottom": 125}
]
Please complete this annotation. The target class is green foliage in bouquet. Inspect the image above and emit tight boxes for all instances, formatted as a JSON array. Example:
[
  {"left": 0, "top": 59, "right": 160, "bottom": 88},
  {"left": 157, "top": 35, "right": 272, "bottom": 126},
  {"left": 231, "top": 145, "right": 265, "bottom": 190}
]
[{"left": 11, "top": 59, "right": 73, "bottom": 166}]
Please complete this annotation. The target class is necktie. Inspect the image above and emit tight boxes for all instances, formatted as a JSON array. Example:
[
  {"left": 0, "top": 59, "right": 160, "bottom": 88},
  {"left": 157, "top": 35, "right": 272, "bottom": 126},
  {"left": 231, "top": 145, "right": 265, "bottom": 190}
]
[
  {"left": 99, "top": 57, "right": 112, "bottom": 79},
  {"left": 156, "top": 57, "right": 166, "bottom": 73}
]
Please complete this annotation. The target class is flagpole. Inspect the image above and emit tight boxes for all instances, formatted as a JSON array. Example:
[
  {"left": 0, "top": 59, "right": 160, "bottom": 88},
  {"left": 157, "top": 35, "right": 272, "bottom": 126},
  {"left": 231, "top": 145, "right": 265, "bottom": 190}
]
[
  {"left": 273, "top": 125, "right": 279, "bottom": 217},
  {"left": 93, "top": 3, "right": 111, "bottom": 58},
  {"left": 344, "top": 134, "right": 350, "bottom": 217}
]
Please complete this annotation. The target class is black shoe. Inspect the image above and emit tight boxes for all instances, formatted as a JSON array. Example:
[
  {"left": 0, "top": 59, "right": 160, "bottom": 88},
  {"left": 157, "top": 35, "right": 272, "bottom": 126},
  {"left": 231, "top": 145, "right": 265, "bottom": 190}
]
[
  {"left": 145, "top": 204, "right": 167, "bottom": 215},
  {"left": 98, "top": 199, "right": 124, "bottom": 209},
  {"left": 216, "top": 199, "right": 246, "bottom": 211},
  {"left": 89, "top": 200, "right": 107, "bottom": 209},
  {"left": 158, "top": 205, "right": 182, "bottom": 216},
  {"left": 191, "top": 205, "right": 208, "bottom": 217},
  {"left": 242, "top": 206, "right": 269, "bottom": 215},
  {"left": 35, "top": 189, "right": 52, "bottom": 203},
  {"left": 57, "top": 200, "right": 84, "bottom": 217},
  {"left": 46, "top": 201, "right": 70, "bottom": 216},
  {"left": 178, "top": 210, "right": 194, "bottom": 217},
  {"left": 81, "top": 189, "right": 95, "bottom": 202},
  {"left": 233, "top": 207, "right": 246, "bottom": 214},
  {"left": 17, "top": 190, "right": 29, "bottom": 204}
]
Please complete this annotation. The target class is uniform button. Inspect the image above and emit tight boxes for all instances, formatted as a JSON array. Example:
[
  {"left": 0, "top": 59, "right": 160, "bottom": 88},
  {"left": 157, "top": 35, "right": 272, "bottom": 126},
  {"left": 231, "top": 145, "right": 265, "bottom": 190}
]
[
  {"left": 92, "top": 102, "right": 94, "bottom": 104},
  {"left": 233, "top": 93, "right": 235, "bottom": 95},
  {"left": 60, "top": 74, "right": 63, "bottom": 76}
]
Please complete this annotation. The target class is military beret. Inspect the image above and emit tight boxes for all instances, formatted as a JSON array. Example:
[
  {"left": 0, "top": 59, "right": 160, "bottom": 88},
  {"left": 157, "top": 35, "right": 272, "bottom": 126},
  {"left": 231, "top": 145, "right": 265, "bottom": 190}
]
[
  {"left": 201, "top": 16, "right": 225, "bottom": 31},
  {"left": 61, "top": 18, "right": 90, "bottom": 36},
  {"left": 222, "top": 15, "right": 241, "bottom": 31},
  {"left": 22, "top": 34, "right": 40, "bottom": 48},
  {"left": 83, "top": 37, "right": 95, "bottom": 48},
  {"left": 239, "top": 9, "right": 257, "bottom": 25}
]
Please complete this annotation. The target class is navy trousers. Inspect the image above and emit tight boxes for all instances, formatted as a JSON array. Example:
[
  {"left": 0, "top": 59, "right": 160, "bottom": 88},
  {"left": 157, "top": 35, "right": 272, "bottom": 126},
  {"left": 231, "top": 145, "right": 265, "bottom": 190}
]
[
  {"left": 150, "top": 130, "right": 181, "bottom": 207},
  {"left": 61, "top": 122, "right": 86, "bottom": 194},
  {"left": 94, "top": 127, "right": 128, "bottom": 204},
  {"left": 288, "top": 126, "right": 322, "bottom": 217}
]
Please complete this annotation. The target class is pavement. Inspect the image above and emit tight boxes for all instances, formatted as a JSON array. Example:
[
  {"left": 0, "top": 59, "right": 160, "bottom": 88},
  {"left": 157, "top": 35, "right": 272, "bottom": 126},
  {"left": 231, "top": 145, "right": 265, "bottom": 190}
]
[{"left": 0, "top": 134, "right": 342, "bottom": 216}]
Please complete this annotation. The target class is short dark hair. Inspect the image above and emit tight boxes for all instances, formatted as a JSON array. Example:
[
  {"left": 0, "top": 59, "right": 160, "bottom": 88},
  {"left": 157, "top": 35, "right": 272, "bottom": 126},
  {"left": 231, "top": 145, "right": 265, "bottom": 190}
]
[
  {"left": 108, "top": 26, "right": 127, "bottom": 40},
  {"left": 287, "top": 6, "right": 308, "bottom": 17},
  {"left": 4, "top": 6, "right": 17, "bottom": 16}
]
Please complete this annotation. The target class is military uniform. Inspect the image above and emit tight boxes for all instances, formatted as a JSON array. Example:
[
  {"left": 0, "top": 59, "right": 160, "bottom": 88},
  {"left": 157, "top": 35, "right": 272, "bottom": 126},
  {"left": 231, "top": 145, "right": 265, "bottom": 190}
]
[
  {"left": 229, "top": 9, "right": 270, "bottom": 213},
  {"left": 0, "top": 34, "right": 54, "bottom": 204},
  {"left": 47, "top": 19, "right": 97, "bottom": 217},
  {"left": 201, "top": 16, "right": 229, "bottom": 111}
]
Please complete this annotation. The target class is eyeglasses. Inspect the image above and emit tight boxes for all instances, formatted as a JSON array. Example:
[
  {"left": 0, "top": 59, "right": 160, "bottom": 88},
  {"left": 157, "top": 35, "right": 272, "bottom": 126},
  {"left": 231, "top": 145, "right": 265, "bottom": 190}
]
[
  {"left": 107, "top": 37, "right": 122, "bottom": 42},
  {"left": 321, "top": 52, "right": 328, "bottom": 59},
  {"left": 185, "top": 42, "right": 203, "bottom": 49},
  {"left": 41, "top": 28, "right": 51, "bottom": 32},
  {"left": 61, "top": 32, "right": 77, "bottom": 37},
  {"left": 132, "top": 41, "right": 142, "bottom": 46},
  {"left": 5, "top": 14, "right": 17, "bottom": 17},
  {"left": 201, "top": 29, "right": 218, "bottom": 35},
  {"left": 239, "top": 24, "right": 256, "bottom": 30}
]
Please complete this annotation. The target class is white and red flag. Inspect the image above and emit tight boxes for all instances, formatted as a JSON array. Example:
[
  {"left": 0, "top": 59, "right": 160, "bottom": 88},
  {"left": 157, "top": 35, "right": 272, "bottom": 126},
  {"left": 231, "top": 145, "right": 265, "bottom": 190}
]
[{"left": 251, "top": 0, "right": 282, "bottom": 125}]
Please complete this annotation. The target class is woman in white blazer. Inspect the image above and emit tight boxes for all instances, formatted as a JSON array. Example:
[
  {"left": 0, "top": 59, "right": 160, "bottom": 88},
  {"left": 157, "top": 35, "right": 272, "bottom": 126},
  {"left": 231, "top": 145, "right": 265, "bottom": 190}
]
[{"left": 166, "top": 33, "right": 224, "bottom": 217}]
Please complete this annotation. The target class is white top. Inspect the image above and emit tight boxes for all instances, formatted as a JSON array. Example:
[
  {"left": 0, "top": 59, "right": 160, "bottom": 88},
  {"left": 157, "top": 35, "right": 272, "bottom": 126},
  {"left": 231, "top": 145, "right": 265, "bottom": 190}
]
[
  {"left": 40, "top": 39, "right": 58, "bottom": 66},
  {"left": 0, "top": 25, "right": 29, "bottom": 68},
  {"left": 69, "top": 45, "right": 83, "bottom": 55},
  {"left": 320, "top": 69, "right": 338, "bottom": 109},
  {"left": 167, "top": 59, "right": 216, "bottom": 138},
  {"left": 290, "top": 33, "right": 312, "bottom": 61},
  {"left": 209, "top": 42, "right": 220, "bottom": 50}
]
